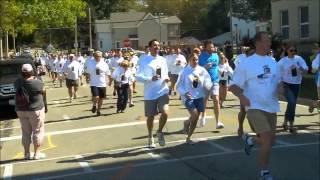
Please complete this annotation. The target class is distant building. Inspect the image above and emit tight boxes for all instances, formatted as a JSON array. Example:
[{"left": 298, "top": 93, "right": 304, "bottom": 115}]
[
  {"left": 94, "top": 19, "right": 112, "bottom": 51},
  {"left": 94, "top": 10, "right": 182, "bottom": 50},
  {"left": 271, "top": 0, "right": 320, "bottom": 51}
]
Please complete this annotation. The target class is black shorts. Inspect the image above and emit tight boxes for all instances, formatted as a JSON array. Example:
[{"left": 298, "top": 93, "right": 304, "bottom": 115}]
[
  {"left": 169, "top": 74, "right": 179, "bottom": 84},
  {"left": 90, "top": 86, "right": 106, "bottom": 99},
  {"left": 66, "top": 79, "right": 79, "bottom": 88}
]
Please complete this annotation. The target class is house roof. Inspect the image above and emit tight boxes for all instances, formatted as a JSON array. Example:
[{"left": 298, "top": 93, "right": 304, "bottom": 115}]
[
  {"left": 95, "top": 20, "right": 111, "bottom": 33},
  {"left": 110, "top": 11, "right": 146, "bottom": 28},
  {"left": 110, "top": 10, "right": 181, "bottom": 28},
  {"left": 161, "top": 16, "right": 182, "bottom": 24},
  {"left": 180, "top": 36, "right": 201, "bottom": 45}
]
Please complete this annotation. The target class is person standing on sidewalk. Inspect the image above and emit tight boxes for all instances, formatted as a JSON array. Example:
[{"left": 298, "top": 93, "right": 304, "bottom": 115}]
[
  {"left": 198, "top": 40, "right": 224, "bottom": 129},
  {"left": 63, "top": 54, "right": 81, "bottom": 102},
  {"left": 136, "top": 39, "right": 170, "bottom": 148},
  {"left": 229, "top": 32, "right": 282, "bottom": 180},
  {"left": 278, "top": 44, "right": 308, "bottom": 133},
  {"left": 176, "top": 53, "right": 212, "bottom": 144},
  {"left": 15, "top": 64, "right": 47, "bottom": 160},
  {"left": 86, "top": 51, "right": 111, "bottom": 116}
]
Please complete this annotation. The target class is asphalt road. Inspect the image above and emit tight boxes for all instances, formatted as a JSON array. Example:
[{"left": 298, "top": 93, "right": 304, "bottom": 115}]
[{"left": 0, "top": 76, "right": 319, "bottom": 180}]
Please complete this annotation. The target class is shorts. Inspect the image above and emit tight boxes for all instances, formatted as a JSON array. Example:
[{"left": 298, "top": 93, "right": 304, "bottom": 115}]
[
  {"left": 205, "top": 83, "right": 219, "bottom": 96},
  {"left": 90, "top": 86, "right": 106, "bottom": 99},
  {"left": 246, "top": 109, "right": 277, "bottom": 134},
  {"left": 144, "top": 94, "right": 169, "bottom": 117},
  {"left": 169, "top": 74, "right": 179, "bottom": 84},
  {"left": 184, "top": 98, "right": 204, "bottom": 112},
  {"left": 66, "top": 79, "right": 79, "bottom": 88},
  {"left": 219, "top": 80, "right": 227, "bottom": 86}
]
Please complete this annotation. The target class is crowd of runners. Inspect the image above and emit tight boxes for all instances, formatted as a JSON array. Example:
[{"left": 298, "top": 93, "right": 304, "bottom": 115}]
[{"left": 15, "top": 32, "right": 320, "bottom": 180}]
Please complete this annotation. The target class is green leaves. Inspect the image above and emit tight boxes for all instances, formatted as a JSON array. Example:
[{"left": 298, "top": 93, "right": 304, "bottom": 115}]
[{"left": 0, "top": 0, "right": 87, "bottom": 36}]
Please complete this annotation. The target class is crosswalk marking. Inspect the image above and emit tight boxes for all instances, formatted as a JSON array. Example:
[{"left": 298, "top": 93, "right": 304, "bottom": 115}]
[
  {"left": 3, "top": 164, "right": 13, "bottom": 180},
  {"left": 75, "top": 155, "right": 93, "bottom": 173}
]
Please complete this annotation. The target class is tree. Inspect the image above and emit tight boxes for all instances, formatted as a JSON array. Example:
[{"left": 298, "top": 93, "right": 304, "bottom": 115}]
[{"left": 232, "top": 0, "right": 271, "bottom": 21}]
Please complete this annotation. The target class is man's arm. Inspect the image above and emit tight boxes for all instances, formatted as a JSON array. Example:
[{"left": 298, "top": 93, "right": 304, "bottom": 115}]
[{"left": 229, "top": 84, "right": 250, "bottom": 106}]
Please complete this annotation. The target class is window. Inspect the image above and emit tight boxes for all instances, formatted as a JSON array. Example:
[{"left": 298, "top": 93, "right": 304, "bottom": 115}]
[
  {"left": 167, "top": 24, "right": 179, "bottom": 37},
  {"left": 299, "top": 6, "right": 309, "bottom": 38},
  {"left": 100, "top": 41, "right": 103, "bottom": 49},
  {"left": 280, "top": 10, "right": 289, "bottom": 39},
  {"left": 115, "top": 41, "right": 120, "bottom": 48}
]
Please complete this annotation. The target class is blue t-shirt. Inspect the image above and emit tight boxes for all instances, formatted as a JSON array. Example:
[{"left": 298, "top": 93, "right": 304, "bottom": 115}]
[{"left": 199, "top": 52, "right": 219, "bottom": 83}]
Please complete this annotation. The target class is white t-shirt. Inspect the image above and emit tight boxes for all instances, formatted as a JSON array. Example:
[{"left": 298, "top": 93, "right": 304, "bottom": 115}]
[
  {"left": 176, "top": 65, "right": 212, "bottom": 103},
  {"left": 230, "top": 53, "right": 281, "bottom": 113},
  {"left": 56, "top": 59, "right": 66, "bottom": 73},
  {"left": 234, "top": 54, "right": 247, "bottom": 67},
  {"left": 108, "top": 57, "right": 123, "bottom": 71},
  {"left": 167, "top": 54, "right": 187, "bottom": 74},
  {"left": 63, "top": 60, "right": 81, "bottom": 80},
  {"left": 136, "top": 54, "right": 169, "bottom": 100},
  {"left": 278, "top": 55, "right": 308, "bottom": 84},
  {"left": 312, "top": 53, "right": 320, "bottom": 86},
  {"left": 165, "top": 54, "right": 175, "bottom": 73},
  {"left": 218, "top": 63, "right": 233, "bottom": 81},
  {"left": 86, "top": 59, "right": 111, "bottom": 87},
  {"left": 112, "top": 67, "right": 134, "bottom": 85}
]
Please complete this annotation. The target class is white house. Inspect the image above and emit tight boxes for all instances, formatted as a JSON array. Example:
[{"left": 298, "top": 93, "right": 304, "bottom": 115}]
[{"left": 94, "top": 19, "right": 112, "bottom": 51}]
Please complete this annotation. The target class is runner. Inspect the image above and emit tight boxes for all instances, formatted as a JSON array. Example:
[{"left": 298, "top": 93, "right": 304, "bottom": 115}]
[
  {"left": 176, "top": 53, "right": 212, "bottom": 143},
  {"left": 63, "top": 54, "right": 81, "bottom": 103},
  {"left": 229, "top": 32, "right": 281, "bottom": 180},
  {"left": 170, "top": 47, "right": 187, "bottom": 96},
  {"left": 136, "top": 39, "right": 170, "bottom": 148},
  {"left": 86, "top": 51, "right": 112, "bottom": 116},
  {"left": 112, "top": 59, "right": 134, "bottom": 113},
  {"left": 311, "top": 42, "right": 320, "bottom": 112},
  {"left": 198, "top": 40, "right": 224, "bottom": 129},
  {"left": 56, "top": 54, "right": 66, "bottom": 87},
  {"left": 218, "top": 52, "right": 233, "bottom": 108},
  {"left": 278, "top": 43, "right": 308, "bottom": 133}
]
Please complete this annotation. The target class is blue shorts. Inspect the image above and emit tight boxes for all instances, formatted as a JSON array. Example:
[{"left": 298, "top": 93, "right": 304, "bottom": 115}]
[{"left": 184, "top": 98, "right": 204, "bottom": 112}]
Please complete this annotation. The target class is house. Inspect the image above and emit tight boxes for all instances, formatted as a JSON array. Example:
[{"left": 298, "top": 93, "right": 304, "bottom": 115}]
[
  {"left": 271, "top": 0, "right": 320, "bottom": 51},
  {"left": 94, "top": 19, "right": 112, "bottom": 51},
  {"left": 110, "top": 10, "right": 181, "bottom": 49}
]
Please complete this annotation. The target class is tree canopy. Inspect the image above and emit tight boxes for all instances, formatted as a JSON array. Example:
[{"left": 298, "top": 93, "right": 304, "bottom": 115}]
[{"left": 0, "top": 0, "right": 87, "bottom": 37}]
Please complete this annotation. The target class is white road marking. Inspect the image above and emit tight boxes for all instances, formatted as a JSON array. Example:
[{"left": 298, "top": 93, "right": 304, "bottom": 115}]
[
  {"left": 3, "top": 164, "right": 13, "bottom": 180},
  {"left": 299, "top": 130, "right": 320, "bottom": 136},
  {"left": 198, "top": 138, "right": 233, "bottom": 152},
  {"left": 32, "top": 141, "right": 320, "bottom": 180},
  {"left": 62, "top": 115, "right": 70, "bottom": 120},
  {"left": 276, "top": 139, "right": 292, "bottom": 145},
  {"left": 0, "top": 116, "right": 212, "bottom": 142},
  {"left": 146, "top": 151, "right": 166, "bottom": 162},
  {"left": 75, "top": 155, "right": 93, "bottom": 173}
]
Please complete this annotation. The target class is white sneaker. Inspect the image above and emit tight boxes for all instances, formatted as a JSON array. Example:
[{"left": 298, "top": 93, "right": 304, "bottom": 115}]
[
  {"left": 148, "top": 137, "right": 156, "bottom": 148},
  {"left": 216, "top": 121, "right": 224, "bottom": 129},
  {"left": 156, "top": 132, "right": 166, "bottom": 146},
  {"left": 199, "top": 116, "right": 206, "bottom": 127}
]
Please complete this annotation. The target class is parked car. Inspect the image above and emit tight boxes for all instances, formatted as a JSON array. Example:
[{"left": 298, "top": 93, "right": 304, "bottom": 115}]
[{"left": 0, "top": 58, "right": 37, "bottom": 107}]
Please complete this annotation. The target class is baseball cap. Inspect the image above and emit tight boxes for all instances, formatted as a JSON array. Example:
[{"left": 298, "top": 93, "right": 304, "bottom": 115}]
[{"left": 21, "top": 64, "right": 33, "bottom": 72}]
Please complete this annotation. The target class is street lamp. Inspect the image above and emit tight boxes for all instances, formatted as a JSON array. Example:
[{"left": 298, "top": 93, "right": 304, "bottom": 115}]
[{"left": 234, "top": 23, "right": 238, "bottom": 46}]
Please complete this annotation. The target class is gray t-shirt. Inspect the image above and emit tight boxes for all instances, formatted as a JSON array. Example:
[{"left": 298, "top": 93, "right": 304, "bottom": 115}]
[{"left": 14, "top": 78, "right": 44, "bottom": 111}]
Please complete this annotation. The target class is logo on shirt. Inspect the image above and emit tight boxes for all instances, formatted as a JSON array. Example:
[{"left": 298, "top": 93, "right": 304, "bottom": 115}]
[{"left": 257, "top": 65, "right": 271, "bottom": 79}]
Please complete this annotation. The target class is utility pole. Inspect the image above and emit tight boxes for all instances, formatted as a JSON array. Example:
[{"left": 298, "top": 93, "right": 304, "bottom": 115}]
[
  {"left": 5, "top": 31, "right": 8, "bottom": 58},
  {"left": 89, "top": 7, "right": 92, "bottom": 49},
  {"left": 0, "top": 38, "right": 3, "bottom": 60},
  {"left": 13, "top": 27, "right": 16, "bottom": 53},
  {"left": 75, "top": 17, "right": 78, "bottom": 55},
  {"left": 229, "top": 0, "right": 233, "bottom": 46}
]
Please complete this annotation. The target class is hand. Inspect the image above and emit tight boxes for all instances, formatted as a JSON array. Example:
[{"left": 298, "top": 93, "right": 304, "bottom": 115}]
[
  {"left": 205, "top": 63, "right": 212, "bottom": 69},
  {"left": 164, "top": 78, "right": 170, "bottom": 83},
  {"left": 184, "top": 92, "right": 192, "bottom": 99},
  {"left": 239, "top": 94, "right": 250, "bottom": 106},
  {"left": 152, "top": 75, "right": 160, "bottom": 81}
]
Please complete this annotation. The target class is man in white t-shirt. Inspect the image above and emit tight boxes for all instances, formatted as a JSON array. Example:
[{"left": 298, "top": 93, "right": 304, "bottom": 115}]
[
  {"left": 229, "top": 32, "right": 282, "bottom": 180},
  {"left": 136, "top": 39, "right": 170, "bottom": 148},
  {"left": 76, "top": 53, "right": 86, "bottom": 86},
  {"left": 86, "top": 51, "right": 111, "bottom": 116},
  {"left": 63, "top": 54, "right": 81, "bottom": 102},
  {"left": 169, "top": 47, "right": 187, "bottom": 96}
]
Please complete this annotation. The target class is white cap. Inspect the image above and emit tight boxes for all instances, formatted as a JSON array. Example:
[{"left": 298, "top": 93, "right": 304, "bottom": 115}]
[
  {"left": 69, "top": 54, "right": 75, "bottom": 57},
  {"left": 21, "top": 64, "right": 33, "bottom": 72}
]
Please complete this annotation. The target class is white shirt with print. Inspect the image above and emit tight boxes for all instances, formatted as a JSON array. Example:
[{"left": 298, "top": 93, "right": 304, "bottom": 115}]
[
  {"left": 56, "top": 59, "right": 66, "bottom": 73},
  {"left": 86, "top": 59, "right": 111, "bottom": 87},
  {"left": 230, "top": 53, "right": 281, "bottom": 113},
  {"left": 167, "top": 54, "right": 187, "bottom": 75},
  {"left": 136, "top": 54, "right": 169, "bottom": 100},
  {"left": 278, "top": 55, "right": 308, "bottom": 84},
  {"left": 112, "top": 66, "right": 134, "bottom": 85},
  {"left": 176, "top": 65, "right": 212, "bottom": 103},
  {"left": 63, "top": 60, "right": 81, "bottom": 80},
  {"left": 218, "top": 63, "right": 233, "bottom": 81}
]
